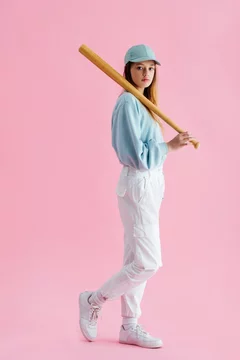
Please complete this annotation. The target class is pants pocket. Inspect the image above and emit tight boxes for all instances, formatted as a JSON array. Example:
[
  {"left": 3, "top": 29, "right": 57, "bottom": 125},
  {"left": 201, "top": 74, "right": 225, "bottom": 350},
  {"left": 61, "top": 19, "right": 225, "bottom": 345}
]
[
  {"left": 116, "top": 174, "right": 127, "bottom": 197},
  {"left": 128, "top": 176, "right": 149, "bottom": 204},
  {"left": 157, "top": 174, "right": 165, "bottom": 200}
]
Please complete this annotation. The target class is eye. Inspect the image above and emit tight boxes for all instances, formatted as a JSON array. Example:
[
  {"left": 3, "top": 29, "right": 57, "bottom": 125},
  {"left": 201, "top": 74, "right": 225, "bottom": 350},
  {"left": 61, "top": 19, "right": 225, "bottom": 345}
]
[
  {"left": 149, "top": 67, "right": 155, "bottom": 71},
  {"left": 136, "top": 66, "right": 143, "bottom": 70}
]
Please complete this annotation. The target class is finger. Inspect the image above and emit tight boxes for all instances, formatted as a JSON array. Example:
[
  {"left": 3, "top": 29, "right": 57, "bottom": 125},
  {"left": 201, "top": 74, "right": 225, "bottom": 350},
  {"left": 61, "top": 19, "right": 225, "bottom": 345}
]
[
  {"left": 184, "top": 134, "right": 195, "bottom": 140},
  {"left": 181, "top": 135, "right": 190, "bottom": 141},
  {"left": 180, "top": 143, "right": 188, "bottom": 147},
  {"left": 180, "top": 133, "right": 188, "bottom": 139},
  {"left": 185, "top": 138, "right": 196, "bottom": 145}
]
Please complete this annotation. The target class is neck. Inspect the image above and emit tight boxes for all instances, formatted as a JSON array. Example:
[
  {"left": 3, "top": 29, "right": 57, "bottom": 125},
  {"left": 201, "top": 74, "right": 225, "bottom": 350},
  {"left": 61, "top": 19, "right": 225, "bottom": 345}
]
[{"left": 136, "top": 87, "right": 144, "bottom": 94}]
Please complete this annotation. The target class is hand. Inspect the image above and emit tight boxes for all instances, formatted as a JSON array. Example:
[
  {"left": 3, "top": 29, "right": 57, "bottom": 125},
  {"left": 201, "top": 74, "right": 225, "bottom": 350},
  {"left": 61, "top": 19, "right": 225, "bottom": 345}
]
[{"left": 167, "top": 131, "right": 195, "bottom": 152}]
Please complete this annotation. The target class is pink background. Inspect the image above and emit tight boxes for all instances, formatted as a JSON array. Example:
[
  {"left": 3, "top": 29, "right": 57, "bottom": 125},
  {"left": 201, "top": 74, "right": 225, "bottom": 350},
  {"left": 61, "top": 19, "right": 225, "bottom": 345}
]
[{"left": 1, "top": 0, "right": 239, "bottom": 359}]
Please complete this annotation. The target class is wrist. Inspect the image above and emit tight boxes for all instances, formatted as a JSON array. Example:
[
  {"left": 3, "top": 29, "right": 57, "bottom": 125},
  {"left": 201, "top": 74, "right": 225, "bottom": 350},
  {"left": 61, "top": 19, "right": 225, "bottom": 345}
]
[{"left": 166, "top": 142, "right": 172, "bottom": 152}]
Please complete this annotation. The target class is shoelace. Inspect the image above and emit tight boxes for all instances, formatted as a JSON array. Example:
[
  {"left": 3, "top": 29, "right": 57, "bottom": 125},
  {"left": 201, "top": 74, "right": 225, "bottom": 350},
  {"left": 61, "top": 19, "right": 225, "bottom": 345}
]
[
  {"left": 134, "top": 324, "right": 149, "bottom": 338},
  {"left": 89, "top": 305, "right": 101, "bottom": 326}
]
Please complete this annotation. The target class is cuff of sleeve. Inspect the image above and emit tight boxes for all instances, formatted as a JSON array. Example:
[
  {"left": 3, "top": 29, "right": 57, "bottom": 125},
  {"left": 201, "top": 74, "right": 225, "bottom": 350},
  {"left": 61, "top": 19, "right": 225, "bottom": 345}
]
[{"left": 159, "top": 142, "right": 169, "bottom": 155}]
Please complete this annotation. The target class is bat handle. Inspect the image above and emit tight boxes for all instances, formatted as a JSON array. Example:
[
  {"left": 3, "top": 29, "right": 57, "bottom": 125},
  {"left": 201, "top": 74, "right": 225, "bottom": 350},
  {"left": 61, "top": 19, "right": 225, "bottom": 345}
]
[{"left": 191, "top": 139, "right": 200, "bottom": 149}]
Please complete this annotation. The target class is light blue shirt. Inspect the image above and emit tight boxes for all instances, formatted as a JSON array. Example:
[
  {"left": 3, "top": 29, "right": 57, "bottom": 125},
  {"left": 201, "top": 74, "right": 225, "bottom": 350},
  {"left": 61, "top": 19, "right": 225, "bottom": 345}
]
[{"left": 111, "top": 91, "right": 168, "bottom": 170}]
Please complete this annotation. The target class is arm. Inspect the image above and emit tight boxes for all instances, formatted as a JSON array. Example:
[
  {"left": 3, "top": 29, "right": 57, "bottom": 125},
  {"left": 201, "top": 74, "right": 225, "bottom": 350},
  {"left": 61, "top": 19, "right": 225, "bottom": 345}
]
[{"left": 112, "top": 99, "right": 168, "bottom": 170}]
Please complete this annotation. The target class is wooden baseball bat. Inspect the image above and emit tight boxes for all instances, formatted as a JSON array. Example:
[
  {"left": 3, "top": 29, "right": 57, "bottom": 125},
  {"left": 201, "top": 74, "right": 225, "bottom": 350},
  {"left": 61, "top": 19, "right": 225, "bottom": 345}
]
[{"left": 79, "top": 44, "right": 200, "bottom": 149}]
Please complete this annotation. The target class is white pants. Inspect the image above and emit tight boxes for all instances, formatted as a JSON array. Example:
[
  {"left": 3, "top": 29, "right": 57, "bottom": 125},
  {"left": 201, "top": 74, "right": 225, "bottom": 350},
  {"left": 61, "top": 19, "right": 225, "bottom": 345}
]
[{"left": 97, "top": 165, "right": 165, "bottom": 318}]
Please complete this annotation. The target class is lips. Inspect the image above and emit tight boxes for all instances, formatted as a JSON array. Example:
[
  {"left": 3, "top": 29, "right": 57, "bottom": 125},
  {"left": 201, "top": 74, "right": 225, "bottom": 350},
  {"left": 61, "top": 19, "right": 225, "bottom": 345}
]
[{"left": 142, "top": 78, "right": 150, "bottom": 81}]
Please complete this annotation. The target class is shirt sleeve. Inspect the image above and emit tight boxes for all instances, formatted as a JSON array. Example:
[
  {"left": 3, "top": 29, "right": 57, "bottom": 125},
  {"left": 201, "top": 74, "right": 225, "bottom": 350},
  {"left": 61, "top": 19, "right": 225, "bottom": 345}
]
[{"left": 112, "top": 99, "right": 168, "bottom": 170}]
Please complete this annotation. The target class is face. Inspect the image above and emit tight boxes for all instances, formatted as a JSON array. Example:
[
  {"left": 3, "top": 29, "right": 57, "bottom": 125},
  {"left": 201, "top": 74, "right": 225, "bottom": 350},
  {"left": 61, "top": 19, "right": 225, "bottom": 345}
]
[{"left": 130, "top": 60, "right": 156, "bottom": 93}]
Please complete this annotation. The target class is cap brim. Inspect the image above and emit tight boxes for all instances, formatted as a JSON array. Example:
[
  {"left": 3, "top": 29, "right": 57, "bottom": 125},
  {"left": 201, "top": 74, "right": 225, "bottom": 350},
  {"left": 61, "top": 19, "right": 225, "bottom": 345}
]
[{"left": 127, "top": 56, "right": 161, "bottom": 66}]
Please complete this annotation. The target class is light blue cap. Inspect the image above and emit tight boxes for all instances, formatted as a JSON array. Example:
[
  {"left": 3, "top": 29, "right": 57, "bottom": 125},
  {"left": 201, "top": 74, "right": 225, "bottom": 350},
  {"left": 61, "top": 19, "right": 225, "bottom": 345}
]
[{"left": 124, "top": 44, "right": 161, "bottom": 66}]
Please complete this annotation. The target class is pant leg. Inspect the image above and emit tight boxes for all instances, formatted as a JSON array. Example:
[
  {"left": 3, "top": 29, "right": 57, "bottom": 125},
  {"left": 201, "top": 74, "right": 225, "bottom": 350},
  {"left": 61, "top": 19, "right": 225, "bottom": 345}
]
[
  {"left": 121, "top": 232, "right": 147, "bottom": 318},
  {"left": 94, "top": 166, "right": 165, "bottom": 302}
]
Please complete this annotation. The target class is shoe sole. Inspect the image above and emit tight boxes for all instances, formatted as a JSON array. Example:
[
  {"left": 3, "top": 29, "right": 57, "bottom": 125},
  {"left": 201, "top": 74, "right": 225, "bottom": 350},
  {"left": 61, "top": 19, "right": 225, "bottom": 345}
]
[
  {"left": 79, "top": 293, "right": 95, "bottom": 342},
  {"left": 119, "top": 339, "right": 163, "bottom": 349}
]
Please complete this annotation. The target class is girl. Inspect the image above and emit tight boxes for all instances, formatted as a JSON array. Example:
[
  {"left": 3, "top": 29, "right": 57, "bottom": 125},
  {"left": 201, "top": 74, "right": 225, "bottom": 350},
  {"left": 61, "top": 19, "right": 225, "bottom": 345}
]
[{"left": 79, "top": 44, "right": 194, "bottom": 349}]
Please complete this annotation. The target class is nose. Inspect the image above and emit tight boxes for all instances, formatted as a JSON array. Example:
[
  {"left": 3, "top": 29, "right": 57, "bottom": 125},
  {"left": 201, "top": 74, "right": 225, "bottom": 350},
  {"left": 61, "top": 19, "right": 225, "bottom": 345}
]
[{"left": 143, "top": 69, "right": 149, "bottom": 77}]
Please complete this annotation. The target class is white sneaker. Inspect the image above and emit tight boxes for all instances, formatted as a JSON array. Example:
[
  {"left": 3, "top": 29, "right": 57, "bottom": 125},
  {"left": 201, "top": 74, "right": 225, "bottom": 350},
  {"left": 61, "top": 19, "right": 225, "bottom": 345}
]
[
  {"left": 79, "top": 291, "right": 101, "bottom": 342},
  {"left": 119, "top": 324, "right": 163, "bottom": 348}
]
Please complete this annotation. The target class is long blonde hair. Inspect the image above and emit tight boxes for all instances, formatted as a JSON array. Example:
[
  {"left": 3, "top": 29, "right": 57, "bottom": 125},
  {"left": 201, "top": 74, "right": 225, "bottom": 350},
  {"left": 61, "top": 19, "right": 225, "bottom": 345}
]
[{"left": 122, "top": 62, "right": 164, "bottom": 132}]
